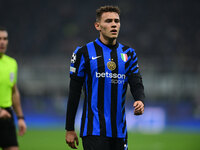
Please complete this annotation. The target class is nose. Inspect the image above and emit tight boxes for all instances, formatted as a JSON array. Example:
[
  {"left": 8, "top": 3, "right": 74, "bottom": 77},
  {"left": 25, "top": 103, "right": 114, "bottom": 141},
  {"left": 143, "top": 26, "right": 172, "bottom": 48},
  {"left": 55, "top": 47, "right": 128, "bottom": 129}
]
[
  {"left": 112, "top": 20, "right": 117, "bottom": 27},
  {"left": 111, "top": 22, "right": 117, "bottom": 28}
]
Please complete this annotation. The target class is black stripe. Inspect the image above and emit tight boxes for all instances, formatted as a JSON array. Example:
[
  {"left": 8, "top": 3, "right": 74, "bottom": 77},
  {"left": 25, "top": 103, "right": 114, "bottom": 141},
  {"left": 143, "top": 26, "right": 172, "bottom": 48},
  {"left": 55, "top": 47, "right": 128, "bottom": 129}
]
[
  {"left": 130, "top": 60, "right": 138, "bottom": 71},
  {"left": 122, "top": 83, "right": 127, "bottom": 99},
  {"left": 110, "top": 48, "right": 118, "bottom": 137},
  {"left": 94, "top": 42, "right": 106, "bottom": 136},
  {"left": 130, "top": 59, "right": 138, "bottom": 73},
  {"left": 122, "top": 107, "right": 125, "bottom": 117},
  {"left": 122, "top": 45, "right": 129, "bottom": 52},
  {"left": 122, "top": 92, "right": 126, "bottom": 101},
  {"left": 86, "top": 44, "right": 94, "bottom": 135},
  {"left": 125, "top": 58, "right": 131, "bottom": 69},
  {"left": 126, "top": 51, "right": 132, "bottom": 57},
  {"left": 122, "top": 120, "right": 126, "bottom": 134},
  {"left": 132, "top": 67, "right": 139, "bottom": 73},
  {"left": 125, "top": 51, "right": 132, "bottom": 69},
  {"left": 122, "top": 99, "right": 125, "bottom": 109},
  {"left": 122, "top": 83, "right": 127, "bottom": 114},
  {"left": 80, "top": 84, "right": 87, "bottom": 136},
  {"left": 133, "top": 55, "right": 137, "bottom": 61},
  {"left": 123, "top": 83, "right": 127, "bottom": 89}
]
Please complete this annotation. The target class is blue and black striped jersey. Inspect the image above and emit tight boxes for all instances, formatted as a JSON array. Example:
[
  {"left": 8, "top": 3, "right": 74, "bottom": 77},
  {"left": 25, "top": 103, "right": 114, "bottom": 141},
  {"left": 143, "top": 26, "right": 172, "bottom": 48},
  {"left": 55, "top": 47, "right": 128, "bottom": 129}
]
[{"left": 69, "top": 38, "right": 142, "bottom": 138}]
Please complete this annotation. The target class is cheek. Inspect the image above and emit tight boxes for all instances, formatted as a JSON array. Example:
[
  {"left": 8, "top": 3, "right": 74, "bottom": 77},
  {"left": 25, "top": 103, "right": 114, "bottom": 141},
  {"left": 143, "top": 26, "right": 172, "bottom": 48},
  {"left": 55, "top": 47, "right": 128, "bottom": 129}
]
[
  {"left": 101, "top": 27, "right": 107, "bottom": 33},
  {"left": 118, "top": 24, "right": 121, "bottom": 30}
]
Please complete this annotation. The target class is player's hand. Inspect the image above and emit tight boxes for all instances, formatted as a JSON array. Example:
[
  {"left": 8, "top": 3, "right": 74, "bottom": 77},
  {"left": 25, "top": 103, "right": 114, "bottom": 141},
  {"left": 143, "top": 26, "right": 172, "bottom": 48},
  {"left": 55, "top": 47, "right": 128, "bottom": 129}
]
[
  {"left": 66, "top": 130, "right": 79, "bottom": 149},
  {"left": 133, "top": 101, "right": 144, "bottom": 115},
  {"left": 0, "top": 109, "right": 11, "bottom": 118},
  {"left": 18, "top": 119, "right": 27, "bottom": 136}
]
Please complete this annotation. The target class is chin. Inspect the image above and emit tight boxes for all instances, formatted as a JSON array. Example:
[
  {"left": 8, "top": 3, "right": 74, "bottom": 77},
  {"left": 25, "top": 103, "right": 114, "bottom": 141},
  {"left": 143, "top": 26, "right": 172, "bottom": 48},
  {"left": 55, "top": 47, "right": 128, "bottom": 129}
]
[{"left": 111, "top": 36, "right": 118, "bottom": 39}]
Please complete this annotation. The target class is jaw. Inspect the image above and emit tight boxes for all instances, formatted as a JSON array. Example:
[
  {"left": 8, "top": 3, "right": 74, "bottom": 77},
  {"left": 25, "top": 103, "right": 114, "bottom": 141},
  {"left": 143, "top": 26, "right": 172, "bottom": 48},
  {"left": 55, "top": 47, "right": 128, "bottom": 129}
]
[
  {"left": 0, "top": 48, "right": 6, "bottom": 54},
  {"left": 100, "top": 33, "right": 117, "bottom": 45}
]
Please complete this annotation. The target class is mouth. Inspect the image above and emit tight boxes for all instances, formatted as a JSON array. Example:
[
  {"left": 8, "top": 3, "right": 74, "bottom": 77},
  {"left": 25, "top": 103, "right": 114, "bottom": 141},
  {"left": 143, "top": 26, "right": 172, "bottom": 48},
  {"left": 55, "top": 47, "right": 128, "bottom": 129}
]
[
  {"left": 110, "top": 29, "right": 117, "bottom": 34},
  {"left": 0, "top": 46, "right": 5, "bottom": 50}
]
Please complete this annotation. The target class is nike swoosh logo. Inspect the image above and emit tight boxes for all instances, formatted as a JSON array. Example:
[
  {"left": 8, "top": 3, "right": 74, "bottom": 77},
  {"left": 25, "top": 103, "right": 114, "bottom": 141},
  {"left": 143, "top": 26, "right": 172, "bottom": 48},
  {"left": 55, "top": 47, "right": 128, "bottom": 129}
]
[{"left": 92, "top": 56, "right": 101, "bottom": 60}]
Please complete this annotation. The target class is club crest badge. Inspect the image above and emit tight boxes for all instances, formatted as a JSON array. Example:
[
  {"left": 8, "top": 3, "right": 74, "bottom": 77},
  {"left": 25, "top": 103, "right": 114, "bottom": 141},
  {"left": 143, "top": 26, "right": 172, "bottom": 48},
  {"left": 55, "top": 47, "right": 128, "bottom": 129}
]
[
  {"left": 121, "top": 53, "right": 128, "bottom": 62},
  {"left": 107, "top": 59, "right": 116, "bottom": 71}
]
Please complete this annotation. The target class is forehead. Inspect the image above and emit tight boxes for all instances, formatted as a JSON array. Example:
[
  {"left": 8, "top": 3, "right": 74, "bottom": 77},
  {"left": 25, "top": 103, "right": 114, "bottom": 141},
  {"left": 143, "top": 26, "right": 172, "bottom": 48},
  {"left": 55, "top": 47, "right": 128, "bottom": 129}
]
[
  {"left": 100, "top": 12, "right": 120, "bottom": 20},
  {"left": 0, "top": 31, "right": 8, "bottom": 37}
]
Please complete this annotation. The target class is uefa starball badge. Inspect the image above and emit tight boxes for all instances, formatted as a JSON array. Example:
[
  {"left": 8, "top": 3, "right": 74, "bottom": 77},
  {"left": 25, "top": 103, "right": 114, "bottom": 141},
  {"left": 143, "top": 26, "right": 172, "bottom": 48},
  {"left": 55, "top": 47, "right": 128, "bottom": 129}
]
[{"left": 71, "top": 53, "right": 76, "bottom": 63}]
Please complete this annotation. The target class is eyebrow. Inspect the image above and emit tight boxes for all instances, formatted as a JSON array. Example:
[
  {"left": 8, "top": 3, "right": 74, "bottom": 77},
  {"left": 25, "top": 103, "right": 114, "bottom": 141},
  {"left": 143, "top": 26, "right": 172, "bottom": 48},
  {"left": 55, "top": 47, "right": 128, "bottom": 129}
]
[
  {"left": 0, "top": 37, "right": 8, "bottom": 40},
  {"left": 104, "top": 18, "right": 120, "bottom": 21}
]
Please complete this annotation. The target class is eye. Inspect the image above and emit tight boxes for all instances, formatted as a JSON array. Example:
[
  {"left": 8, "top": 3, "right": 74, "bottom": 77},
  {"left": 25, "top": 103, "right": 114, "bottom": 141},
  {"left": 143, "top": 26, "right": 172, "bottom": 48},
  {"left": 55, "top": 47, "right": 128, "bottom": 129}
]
[
  {"left": 115, "top": 19, "right": 120, "bottom": 23},
  {"left": 105, "top": 19, "right": 112, "bottom": 23}
]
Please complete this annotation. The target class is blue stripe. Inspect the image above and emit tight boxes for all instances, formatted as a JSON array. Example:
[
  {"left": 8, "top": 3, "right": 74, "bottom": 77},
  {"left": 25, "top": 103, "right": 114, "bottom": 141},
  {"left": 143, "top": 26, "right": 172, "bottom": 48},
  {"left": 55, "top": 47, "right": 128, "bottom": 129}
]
[
  {"left": 133, "top": 68, "right": 139, "bottom": 73},
  {"left": 77, "top": 55, "right": 85, "bottom": 77},
  {"left": 125, "top": 57, "right": 138, "bottom": 73},
  {"left": 132, "top": 49, "right": 136, "bottom": 57},
  {"left": 130, "top": 65, "right": 138, "bottom": 72},
  {"left": 123, "top": 47, "right": 131, "bottom": 53}
]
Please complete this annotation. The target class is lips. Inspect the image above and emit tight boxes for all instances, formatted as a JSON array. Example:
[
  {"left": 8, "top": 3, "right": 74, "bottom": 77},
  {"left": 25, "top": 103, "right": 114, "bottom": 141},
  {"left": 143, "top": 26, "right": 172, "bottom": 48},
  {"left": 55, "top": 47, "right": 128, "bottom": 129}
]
[
  {"left": 111, "top": 29, "right": 117, "bottom": 32},
  {"left": 110, "top": 29, "right": 118, "bottom": 35},
  {"left": 0, "top": 46, "right": 5, "bottom": 49}
]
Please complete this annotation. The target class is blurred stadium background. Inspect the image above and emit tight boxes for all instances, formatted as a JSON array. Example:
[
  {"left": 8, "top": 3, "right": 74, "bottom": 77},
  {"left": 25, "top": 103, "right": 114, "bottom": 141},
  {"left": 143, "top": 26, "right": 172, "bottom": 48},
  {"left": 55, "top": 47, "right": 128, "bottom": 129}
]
[{"left": 1, "top": 0, "right": 200, "bottom": 149}]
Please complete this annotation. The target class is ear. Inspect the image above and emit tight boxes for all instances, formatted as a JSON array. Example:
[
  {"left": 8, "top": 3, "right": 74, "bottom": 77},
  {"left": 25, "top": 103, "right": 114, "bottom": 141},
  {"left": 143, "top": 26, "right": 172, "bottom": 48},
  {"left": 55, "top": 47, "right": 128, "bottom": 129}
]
[{"left": 94, "top": 22, "right": 101, "bottom": 31}]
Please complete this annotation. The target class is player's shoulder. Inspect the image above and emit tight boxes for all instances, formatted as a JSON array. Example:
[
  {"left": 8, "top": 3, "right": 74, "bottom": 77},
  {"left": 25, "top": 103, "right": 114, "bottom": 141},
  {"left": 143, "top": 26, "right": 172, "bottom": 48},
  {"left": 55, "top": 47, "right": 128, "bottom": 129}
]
[
  {"left": 3, "top": 55, "right": 17, "bottom": 64},
  {"left": 119, "top": 42, "right": 135, "bottom": 52},
  {"left": 73, "top": 41, "right": 94, "bottom": 54}
]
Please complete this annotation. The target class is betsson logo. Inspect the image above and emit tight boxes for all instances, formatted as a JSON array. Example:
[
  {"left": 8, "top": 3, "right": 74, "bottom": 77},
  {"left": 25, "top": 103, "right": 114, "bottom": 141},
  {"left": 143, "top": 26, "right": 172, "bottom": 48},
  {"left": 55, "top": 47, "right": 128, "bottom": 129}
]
[{"left": 96, "top": 72, "right": 126, "bottom": 84}]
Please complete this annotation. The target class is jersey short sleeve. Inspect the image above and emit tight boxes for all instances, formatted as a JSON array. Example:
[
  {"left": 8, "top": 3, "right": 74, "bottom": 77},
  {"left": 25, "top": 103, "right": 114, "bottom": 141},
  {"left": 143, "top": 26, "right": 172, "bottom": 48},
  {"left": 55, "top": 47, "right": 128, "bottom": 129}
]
[
  {"left": 69, "top": 46, "right": 86, "bottom": 81},
  {"left": 127, "top": 48, "right": 139, "bottom": 75}
]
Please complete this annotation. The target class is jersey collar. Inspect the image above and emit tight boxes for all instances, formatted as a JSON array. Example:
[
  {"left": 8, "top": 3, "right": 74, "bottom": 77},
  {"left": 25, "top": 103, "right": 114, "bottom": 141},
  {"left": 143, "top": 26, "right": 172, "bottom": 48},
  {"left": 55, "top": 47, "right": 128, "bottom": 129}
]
[{"left": 95, "top": 38, "right": 119, "bottom": 50}]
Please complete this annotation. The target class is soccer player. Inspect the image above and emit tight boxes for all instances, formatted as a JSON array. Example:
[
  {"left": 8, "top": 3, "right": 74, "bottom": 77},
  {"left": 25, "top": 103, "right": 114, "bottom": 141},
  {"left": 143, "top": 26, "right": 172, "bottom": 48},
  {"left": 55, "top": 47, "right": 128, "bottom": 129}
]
[
  {"left": 0, "top": 27, "right": 27, "bottom": 150},
  {"left": 65, "top": 6, "right": 145, "bottom": 150}
]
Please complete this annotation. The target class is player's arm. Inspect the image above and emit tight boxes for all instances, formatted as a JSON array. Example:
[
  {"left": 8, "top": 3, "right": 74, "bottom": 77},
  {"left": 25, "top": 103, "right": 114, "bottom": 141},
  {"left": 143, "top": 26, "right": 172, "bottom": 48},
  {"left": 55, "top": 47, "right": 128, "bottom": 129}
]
[
  {"left": 127, "top": 49, "right": 145, "bottom": 115},
  {"left": 128, "top": 72, "right": 145, "bottom": 115},
  {"left": 65, "top": 77, "right": 84, "bottom": 131},
  {"left": 12, "top": 84, "right": 27, "bottom": 136},
  {"left": 66, "top": 47, "right": 85, "bottom": 149},
  {"left": 65, "top": 77, "right": 84, "bottom": 149}
]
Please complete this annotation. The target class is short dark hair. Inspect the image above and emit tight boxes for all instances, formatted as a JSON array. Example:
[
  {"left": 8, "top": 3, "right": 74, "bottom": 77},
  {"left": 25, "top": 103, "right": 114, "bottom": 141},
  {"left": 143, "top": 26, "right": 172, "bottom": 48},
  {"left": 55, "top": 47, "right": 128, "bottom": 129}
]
[
  {"left": 0, "top": 26, "right": 7, "bottom": 32},
  {"left": 96, "top": 5, "right": 120, "bottom": 22}
]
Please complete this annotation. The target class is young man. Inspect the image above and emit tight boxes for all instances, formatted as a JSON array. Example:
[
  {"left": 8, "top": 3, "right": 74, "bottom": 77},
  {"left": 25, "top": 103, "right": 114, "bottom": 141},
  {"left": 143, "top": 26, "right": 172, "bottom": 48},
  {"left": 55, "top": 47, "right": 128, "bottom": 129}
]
[
  {"left": 65, "top": 6, "right": 145, "bottom": 150},
  {"left": 0, "top": 27, "right": 27, "bottom": 150}
]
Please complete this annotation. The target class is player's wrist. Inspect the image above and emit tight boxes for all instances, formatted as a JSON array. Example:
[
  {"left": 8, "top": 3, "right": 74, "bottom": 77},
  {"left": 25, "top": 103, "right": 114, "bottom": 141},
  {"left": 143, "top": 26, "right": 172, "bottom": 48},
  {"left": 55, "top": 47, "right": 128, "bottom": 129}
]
[{"left": 17, "top": 116, "right": 25, "bottom": 120}]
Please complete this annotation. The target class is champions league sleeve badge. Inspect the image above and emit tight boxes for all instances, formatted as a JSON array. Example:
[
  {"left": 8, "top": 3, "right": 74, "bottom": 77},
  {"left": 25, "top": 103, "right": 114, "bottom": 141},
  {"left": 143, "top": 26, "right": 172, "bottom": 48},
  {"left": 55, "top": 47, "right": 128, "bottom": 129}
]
[{"left": 71, "top": 53, "right": 76, "bottom": 63}]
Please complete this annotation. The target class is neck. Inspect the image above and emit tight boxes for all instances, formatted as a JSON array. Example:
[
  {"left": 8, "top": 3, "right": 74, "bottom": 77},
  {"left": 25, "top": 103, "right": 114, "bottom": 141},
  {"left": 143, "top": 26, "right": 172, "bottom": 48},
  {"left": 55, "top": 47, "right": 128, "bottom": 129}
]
[{"left": 99, "top": 35, "right": 116, "bottom": 46}]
